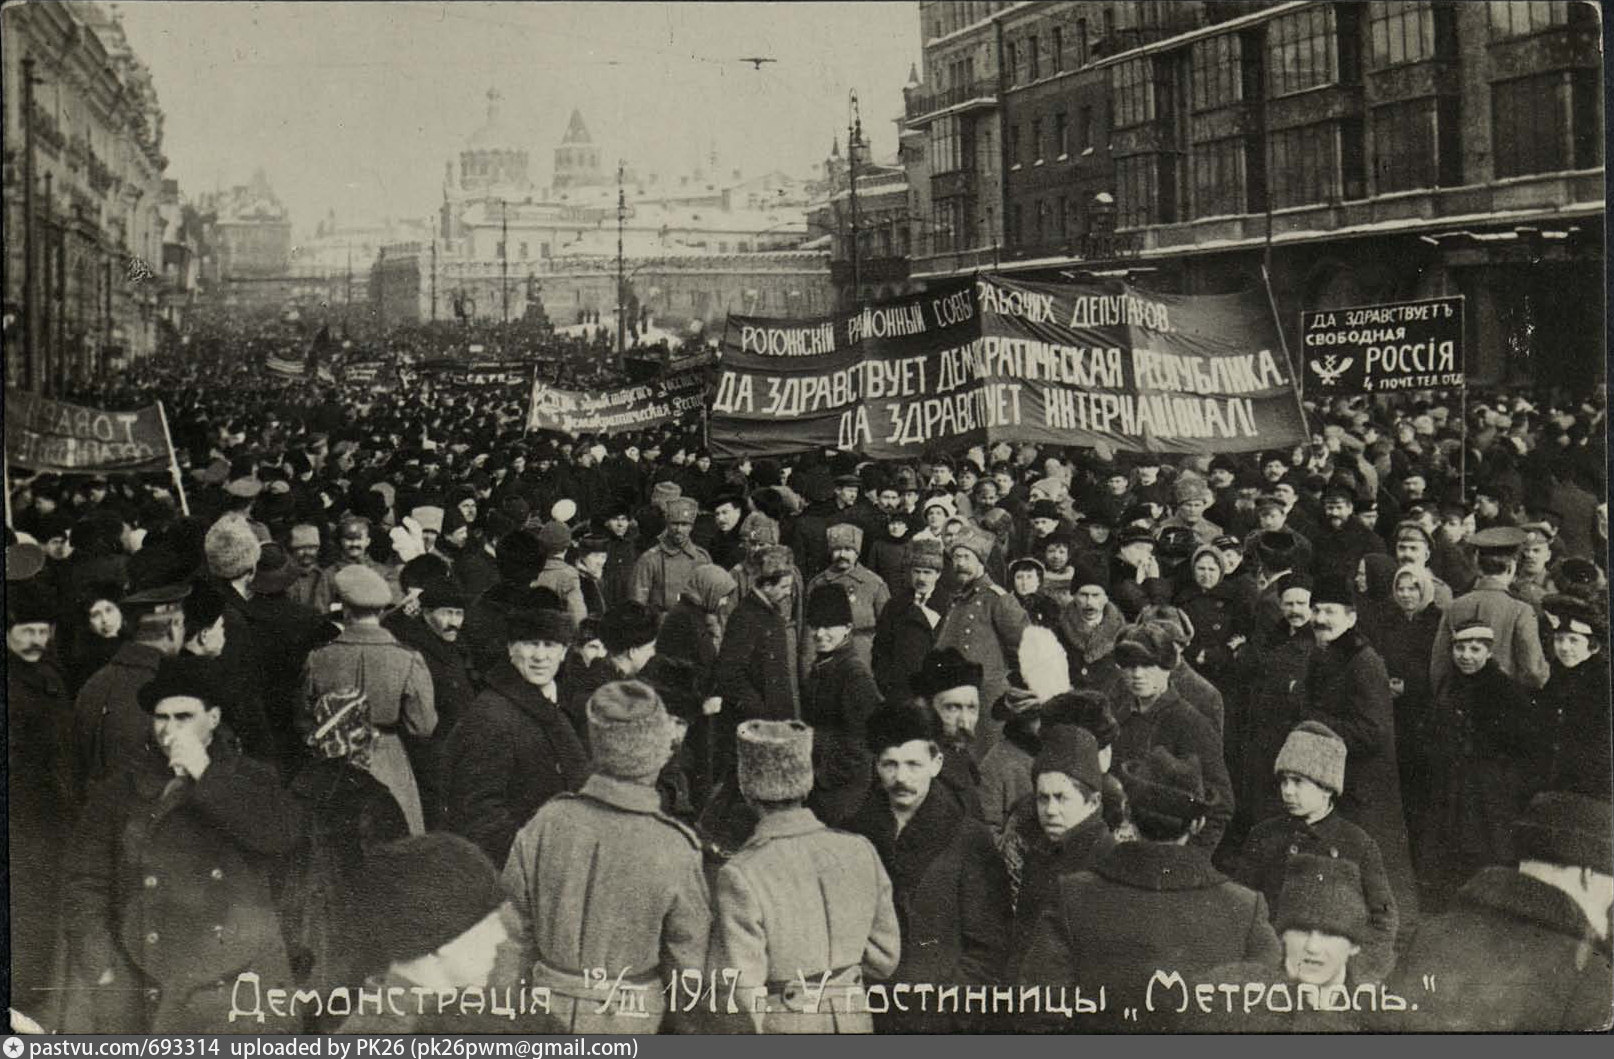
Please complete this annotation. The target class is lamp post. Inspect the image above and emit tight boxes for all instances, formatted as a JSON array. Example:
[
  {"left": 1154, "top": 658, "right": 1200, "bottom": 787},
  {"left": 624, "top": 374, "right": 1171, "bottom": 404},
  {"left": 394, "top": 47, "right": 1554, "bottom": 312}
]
[
  {"left": 847, "top": 91, "right": 863, "bottom": 309},
  {"left": 21, "top": 56, "right": 39, "bottom": 391},
  {"left": 616, "top": 159, "right": 626, "bottom": 367}
]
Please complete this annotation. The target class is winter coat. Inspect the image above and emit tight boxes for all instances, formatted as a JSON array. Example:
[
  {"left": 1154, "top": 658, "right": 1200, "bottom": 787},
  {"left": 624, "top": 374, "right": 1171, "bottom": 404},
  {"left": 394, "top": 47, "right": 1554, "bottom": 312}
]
[
  {"left": 801, "top": 563, "right": 890, "bottom": 674},
  {"left": 247, "top": 592, "right": 338, "bottom": 774},
  {"left": 1419, "top": 660, "right": 1538, "bottom": 908},
  {"left": 439, "top": 661, "right": 591, "bottom": 865},
  {"left": 204, "top": 577, "right": 277, "bottom": 763},
  {"left": 1005, "top": 810, "right": 1116, "bottom": 967},
  {"left": 503, "top": 774, "right": 710, "bottom": 1034},
  {"left": 713, "top": 591, "right": 798, "bottom": 724},
  {"left": 846, "top": 786, "right": 1011, "bottom": 1032},
  {"left": 73, "top": 641, "right": 164, "bottom": 796},
  {"left": 1227, "top": 622, "right": 1315, "bottom": 843},
  {"left": 1059, "top": 600, "right": 1126, "bottom": 690},
  {"left": 1016, "top": 842, "right": 1281, "bottom": 1032},
  {"left": 1311, "top": 517, "right": 1388, "bottom": 583},
  {"left": 978, "top": 728, "right": 1035, "bottom": 831},
  {"left": 1232, "top": 810, "right": 1399, "bottom": 982},
  {"left": 301, "top": 623, "right": 437, "bottom": 834},
  {"left": 1534, "top": 658, "right": 1612, "bottom": 800},
  {"left": 1111, "top": 685, "right": 1236, "bottom": 852},
  {"left": 535, "top": 556, "right": 587, "bottom": 625},
  {"left": 1175, "top": 578, "right": 1249, "bottom": 686},
  {"left": 1378, "top": 867, "right": 1612, "bottom": 1032},
  {"left": 708, "top": 807, "right": 901, "bottom": 1034},
  {"left": 870, "top": 587, "right": 945, "bottom": 704},
  {"left": 288, "top": 564, "right": 336, "bottom": 618},
  {"left": 802, "top": 642, "right": 882, "bottom": 826},
  {"left": 60, "top": 734, "right": 302, "bottom": 1034},
  {"left": 8, "top": 652, "right": 76, "bottom": 1026},
  {"left": 453, "top": 544, "right": 501, "bottom": 605},
  {"left": 935, "top": 574, "right": 1029, "bottom": 747},
  {"left": 629, "top": 534, "right": 712, "bottom": 617},
  {"left": 1300, "top": 629, "right": 1418, "bottom": 921},
  {"left": 459, "top": 580, "right": 535, "bottom": 686},
  {"left": 1431, "top": 576, "right": 1551, "bottom": 691}
]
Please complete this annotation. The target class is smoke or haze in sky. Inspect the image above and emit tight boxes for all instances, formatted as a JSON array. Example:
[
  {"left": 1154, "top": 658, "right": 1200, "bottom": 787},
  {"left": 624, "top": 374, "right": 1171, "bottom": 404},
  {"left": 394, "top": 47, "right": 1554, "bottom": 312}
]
[{"left": 114, "top": 1, "right": 920, "bottom": 238}]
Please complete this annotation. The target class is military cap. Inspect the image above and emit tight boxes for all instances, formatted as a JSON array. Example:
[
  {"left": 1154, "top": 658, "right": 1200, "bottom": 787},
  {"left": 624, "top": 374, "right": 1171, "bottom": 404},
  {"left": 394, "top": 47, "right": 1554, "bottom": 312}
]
[
  {"left": 121, "top": 582, "right": 193, "bottom": 616},
  {"left": 334, "top": 564, "right": 392, "bottom": 608},
  {"left": 1469, "top": 526, "right": 1526, "bottom": 553}
]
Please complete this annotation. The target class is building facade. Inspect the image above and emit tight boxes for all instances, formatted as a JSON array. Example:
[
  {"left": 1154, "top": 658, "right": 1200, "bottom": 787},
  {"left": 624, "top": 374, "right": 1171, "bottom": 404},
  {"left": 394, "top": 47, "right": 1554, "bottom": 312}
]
[
  {"left": 2, "top": 1, "right": 170, "bottom": 390},
  {"left": 898, "top": 0, "right": 1605, "bottom": 388}
]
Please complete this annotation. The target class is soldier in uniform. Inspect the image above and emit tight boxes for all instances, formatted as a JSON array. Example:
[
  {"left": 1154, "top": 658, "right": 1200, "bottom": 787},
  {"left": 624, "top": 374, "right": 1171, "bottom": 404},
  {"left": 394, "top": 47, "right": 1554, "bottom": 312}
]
[
  {"left": 707, "top": 720, "right": 901, "bottom": 1033},
  {"left": 801, "top": 522, "right": 890, "bottom": 674},
  {"left": 934, "top": 525, "right": 1028, "bottom": 753},
  {"left": 630, "top": 497, "right": 712, "bottom": 619},
  {"left": 503, "top": 680, "right": 709, "bottom": 1033},
  {"left": 1431, "top": 526, "right": 1551, "bottom": 691},
  {"left": 330, "top": 515, "right": 404, "bottom": 604}
]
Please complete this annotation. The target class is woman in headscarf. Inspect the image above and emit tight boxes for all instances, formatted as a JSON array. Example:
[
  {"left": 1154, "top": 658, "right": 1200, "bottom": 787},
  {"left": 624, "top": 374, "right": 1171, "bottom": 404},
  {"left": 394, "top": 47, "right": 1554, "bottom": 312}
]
[
  {"left": 1360, "top": 564, "right": 1443, "bottom": 855},
  {"left": 1174, "top": 544, "right": 1250, "bottom": 692},
  {"left": 63, "top": 582, "right": 128, "bottom": 693}
]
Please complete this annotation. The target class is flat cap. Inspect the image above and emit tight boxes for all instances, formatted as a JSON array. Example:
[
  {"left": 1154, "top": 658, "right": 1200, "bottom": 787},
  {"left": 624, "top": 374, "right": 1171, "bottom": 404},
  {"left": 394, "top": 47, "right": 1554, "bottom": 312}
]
[{"left": 334, "top": 564, "right": 393, "bottom": 608}]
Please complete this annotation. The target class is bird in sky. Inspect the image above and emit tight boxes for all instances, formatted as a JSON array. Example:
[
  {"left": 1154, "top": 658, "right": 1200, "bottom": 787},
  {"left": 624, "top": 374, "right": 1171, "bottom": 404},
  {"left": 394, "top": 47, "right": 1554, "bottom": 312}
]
[{"left": 740, "top": 56, "right": 777, "bottom": 69}]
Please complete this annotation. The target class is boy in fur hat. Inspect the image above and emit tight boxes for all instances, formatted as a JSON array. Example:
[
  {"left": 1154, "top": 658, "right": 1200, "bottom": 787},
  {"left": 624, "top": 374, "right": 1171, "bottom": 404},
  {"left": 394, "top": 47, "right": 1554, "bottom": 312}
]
[
  {"left": 707, "top": 720, "right": 900, "bottom": 1034},
  {"left": 502, "top": 681, "right": 709, "bottom": 1033},
  {"left": 1232, "top": 720, "right": 1398, "bottom": 981}
]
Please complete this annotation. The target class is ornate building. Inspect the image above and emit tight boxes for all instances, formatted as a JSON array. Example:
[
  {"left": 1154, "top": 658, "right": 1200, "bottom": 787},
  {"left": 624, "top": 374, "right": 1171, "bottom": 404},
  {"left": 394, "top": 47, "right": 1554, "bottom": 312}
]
[
  {"left": 552, "top": 108, "right": 605, "bottom": 190},
  {"left": 3, "top": 0, "right": 170, "bottom": 389}
]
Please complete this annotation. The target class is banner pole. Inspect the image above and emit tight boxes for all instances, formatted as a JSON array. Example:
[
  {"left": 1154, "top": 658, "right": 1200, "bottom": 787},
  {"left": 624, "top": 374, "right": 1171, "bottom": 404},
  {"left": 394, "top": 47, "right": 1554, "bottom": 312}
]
[
  {"left": 1260, "top": 264, "right": 1308, "bottom": 435},
  {"left": 1459, "top": 384, "right": 1468, "bottom": 499},
  {"left": 3, "top": 456, "right": 14, "bottom": 531},
  {"left": 156, "top": 400, "right": 190, "bottom": 517}
]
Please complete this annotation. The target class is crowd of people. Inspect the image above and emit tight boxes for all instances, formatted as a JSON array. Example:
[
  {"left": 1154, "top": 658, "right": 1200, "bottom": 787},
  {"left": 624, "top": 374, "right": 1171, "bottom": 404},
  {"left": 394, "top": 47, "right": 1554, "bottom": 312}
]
[{"left": 6, "top": 351, "right": 1611, "bottom": 1034}]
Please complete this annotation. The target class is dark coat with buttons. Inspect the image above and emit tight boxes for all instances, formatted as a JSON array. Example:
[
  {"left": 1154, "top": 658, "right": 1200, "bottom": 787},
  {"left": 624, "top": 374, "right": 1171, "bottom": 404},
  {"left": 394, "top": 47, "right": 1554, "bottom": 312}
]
[
  {"left": 802, "top": 642, "right": 883, "bottom": 826},
  {"left": 1232, "top": 810, "right": 1399, "bottom": 982},
  {"left": 60, "top": 731, "right": 303, "bottom": 1033},
  {"left": 438, "top": 661, "right": 591, "bottom": 866}
]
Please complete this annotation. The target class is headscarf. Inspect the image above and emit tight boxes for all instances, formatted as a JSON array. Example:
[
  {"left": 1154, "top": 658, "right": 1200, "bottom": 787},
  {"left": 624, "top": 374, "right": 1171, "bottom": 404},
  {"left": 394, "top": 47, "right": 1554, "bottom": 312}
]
[{"left": 1391, "top": 565, "right": 1434, "bottom": 614}]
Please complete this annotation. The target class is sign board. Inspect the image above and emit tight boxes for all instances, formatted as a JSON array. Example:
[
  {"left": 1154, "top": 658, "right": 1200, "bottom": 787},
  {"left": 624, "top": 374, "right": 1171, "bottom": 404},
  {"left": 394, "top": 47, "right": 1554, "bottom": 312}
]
[
  {"left": 1301, "top": 296, "right": 1464, "bottom": 394},
  {"left": 5, "top": 393, "right": 172, "bottom": 474},
  {"left": 528, "top": 370, "right": 706, "bottom": 436},
  {"left": 708, "top": 275, "right": 1307, "bottom": 459}
]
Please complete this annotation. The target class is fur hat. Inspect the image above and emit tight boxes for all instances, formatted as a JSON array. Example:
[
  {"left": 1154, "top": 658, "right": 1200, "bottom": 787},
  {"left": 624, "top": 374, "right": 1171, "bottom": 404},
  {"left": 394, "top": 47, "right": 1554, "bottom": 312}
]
[
  {"left": 664, "top": 497, "right": 699, "bottom": 524},
  {"left": 922, "top": 494, "right": 958, "bottom": 518},
  {"left": 419, "top": 577, "right": 467, "bottom": 610},
  {"left": 1274, "top": 720, "right": 1347, "bottom": 795},
  {"left": 410, "top": 506, "right": 445, "bottom": 533},
  {"left": 1041, "top": 689, "right": 1120, "bottom": 748},
  {"left": 204, "top": 514, "right": 262, "bottom": 580},
  {"left": 1033, "top": 725, "right": 1103, "bottom": 795},
  {"left": 865, "top": 703, "right": 940, "bottom": 755},
  {"left": 1174, "top": 476, "right": 1213, "bottom": 506},
  {"left": 1542, "top": 593, "right": 1607, "bottom": 643},
  {"left": 753, "top": 545, "right": 795, "bottom": 581},
  {"left": 1138, "top": 607, "right": 1196, "bottom": 648},
  {"left": 650, "top": 481, "right": 683, "bottom": 509},
  {"left": 365, "top": 834, "right": 506, "bottom": 966},
  {"left": 950, "top": 526, "right": 996, "bottom": 564},
  {"left": 1119, "top": 745, "right": 1207, "bottom": 834},
  {"left": 912, "top": 647, "right": 983, "bottom": 698},
  {"left": 248, "top": 543, "right": 302, "bottom": 596},
  {"left": 600, "top": 601, "right": 659, "bottom": 654},
  {"left": 136, "top": 655, "right": 225, "bottom": 714},
  {"left": 1029, "top": 499, "right": 1063, "bottom": 523},
  {"left": 826, "top": 522, "right": 863, "bottom": 553},
  {"left": 737, "top": 719, "right": 814, "bottom": 802},
  {"left": 496, "top": 530, "right": 547, "bottom": 585},
  {"left": 1070, "top": 552, "right": 1110, "bottom": 593},
  {"left": 1274, "top": 854, "right": 1369, "bottom": 943},
  {"left": 587, "top": 680, "right": 674, "bottom": 781},
  {"left": 6, "top": 581, "right": 57, "bottom": 627},
  {"left": 1255, "top": 530, "right": 1299, "bottom": 568},
  {"left": 1114, "top": 623, "right": 1181, "bottom": 671},
  {"left": 1311, "top": 570, "right": 1357, "bottom": 608},
  {"left": 1512, "top": 792, "right": 1612, "bottom": 873},
  {"left": 288, "top": 524, "right": 321, "bottom": 549},
  {"left": 907, "top": 537, "right": 945, "bottom": 572},
  {"left": 739, "top": 511, "right": 780, "bottom": 546},
  {"left": 506, "top": 606, "right": 576, "bottom": 646},
  {"left": 805, "top": 583, "right": 853, "bottom": 628}
]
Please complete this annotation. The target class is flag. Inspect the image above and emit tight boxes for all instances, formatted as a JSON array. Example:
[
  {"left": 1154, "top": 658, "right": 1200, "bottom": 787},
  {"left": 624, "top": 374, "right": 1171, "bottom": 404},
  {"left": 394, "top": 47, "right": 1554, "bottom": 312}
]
[
  {"left": 267, "top": 352, "right": 306, "bottom": 377},
  {"left": 5, "top": 393, "right": 173, "bottom": 474}
]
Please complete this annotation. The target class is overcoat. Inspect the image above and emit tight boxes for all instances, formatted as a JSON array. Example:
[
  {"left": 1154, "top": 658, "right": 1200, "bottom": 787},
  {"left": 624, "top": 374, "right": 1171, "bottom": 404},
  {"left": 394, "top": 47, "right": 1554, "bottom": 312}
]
[{"left": 802, "top": 641, "right": 883, "bottom": 826}]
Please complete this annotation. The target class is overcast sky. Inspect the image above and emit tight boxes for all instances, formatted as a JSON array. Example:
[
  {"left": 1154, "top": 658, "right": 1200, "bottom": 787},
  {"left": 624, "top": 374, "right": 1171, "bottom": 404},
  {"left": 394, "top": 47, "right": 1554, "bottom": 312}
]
[{"left": 114, "top": 1, "right": 921, "bottom": 238}]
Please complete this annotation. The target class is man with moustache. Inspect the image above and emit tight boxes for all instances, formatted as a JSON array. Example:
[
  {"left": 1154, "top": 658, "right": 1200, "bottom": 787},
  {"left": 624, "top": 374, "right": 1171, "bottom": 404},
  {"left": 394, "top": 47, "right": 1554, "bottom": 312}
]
[
  {"left": 847, "top": 704, "right": 1010, "bottom": 1033},
  {"left": 1057, "top": 553, "right": 1126, "bottom": 690},
  {"left": 909, "top": 647, "right": 988, "bottom": 818},
  {"left": 1312, "top": 485, "right": 1388, "bottom": 584},
  {"left": 387, "top": 573, "right": 477, "bottom": 824},
  {"left": 630, "top": 497, "right": 711, "bottom": 620},
  {"left": 286, "top": 522, "right": 335, "bottom": 616},
  {"left": 802, "top": 523, "right": 890, "bottom": 673},
  {"left": 1300, "top": 572, "right": 1418, "bottom": 924},
  {"left": 871, "top": 538, "right": 948, "bottom": 703},
  {"left": 7, "top": 583, "right": 75, "bottom": 1027},
  {"left": 935, "top": 525, "right": 1028, "bottom": 734}
]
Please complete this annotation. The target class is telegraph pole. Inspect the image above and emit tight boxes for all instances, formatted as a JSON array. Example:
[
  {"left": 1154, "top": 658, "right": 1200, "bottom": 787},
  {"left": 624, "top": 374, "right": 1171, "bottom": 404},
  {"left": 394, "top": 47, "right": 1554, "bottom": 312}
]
[
  {"left": 377, "top": 246, "right": 386, "bottom": 333},
  {"left": 616, "top": 159, "right": 626, "bottom": 363},
  {"left": 500, "top": 199, "right": 509, "bottom": 325},
  {"left": 345, "top": 244, "right": 353, "bottom": 333},
  {"left": 22, "top": 56, "right": 38, "bottom": 391},
  {"left": 847, "top": 91, "right": 863, "bottom": 309},
  {"left": 430, "top": 239, "right": 438, "bottom": 322}
]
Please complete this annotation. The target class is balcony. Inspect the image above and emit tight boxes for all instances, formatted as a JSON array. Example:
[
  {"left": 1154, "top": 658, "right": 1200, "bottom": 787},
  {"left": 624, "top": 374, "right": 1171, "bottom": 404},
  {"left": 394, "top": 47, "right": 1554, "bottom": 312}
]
[
  {"left": 904, "top": 78, "right": 999, "bottom": 125},
  {"left": 931, "top": 169, "right": 978, "bottom": 200}
]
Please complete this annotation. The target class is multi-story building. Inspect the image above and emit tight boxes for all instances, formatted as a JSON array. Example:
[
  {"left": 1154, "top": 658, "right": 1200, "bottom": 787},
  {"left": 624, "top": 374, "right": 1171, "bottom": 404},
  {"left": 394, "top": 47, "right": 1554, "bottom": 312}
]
[
  {"left": 2, "top": 1, "right": 170, "bottom": 390},
  {"left": 899, "top": 1, "right": 1605, "bottom": 388},
  {"left": 807, "top": 136, "right": 915, "bottom": 309}
]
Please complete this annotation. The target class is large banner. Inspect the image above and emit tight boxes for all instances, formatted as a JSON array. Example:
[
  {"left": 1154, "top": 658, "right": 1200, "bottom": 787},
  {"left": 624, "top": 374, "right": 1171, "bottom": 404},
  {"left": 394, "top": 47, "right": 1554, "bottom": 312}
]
[
  {"left": 527, "top": 370, "right": 706, "bottom": 436},
  {"left": 709, "top": 275, "right": 1307, "bottom": 458},
  {"left": 1301, "top": 296, "right": 1464, "bottom": 395},
  {"left": 5, "top": 393, "right": 173, "bottom": 474}
]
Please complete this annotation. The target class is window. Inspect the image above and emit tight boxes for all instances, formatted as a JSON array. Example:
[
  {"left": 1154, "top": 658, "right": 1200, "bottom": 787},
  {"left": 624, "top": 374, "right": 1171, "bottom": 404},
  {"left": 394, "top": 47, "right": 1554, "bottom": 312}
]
[
  {"left": 1369, "top": 1, "right": 1437, "bottom": 67},
  {"left": 1077, "top": 106, "right": 1094, "bottom": 151},
  {"left": 931, "top": 117, "right": 962, "bottom": 174},
  {"left": 1006, "top": 41, "right": 1019, "bottom": 84},
  {"left": 1035, "top": 199, "right": 1048, "bottom": 239},
  {"left": 1057, "top": 194, "right": 1068, "bottom": 239},
  {"left": 1008, "top": 123, "right": 1022, "bottom": 166},
  {"left": 1117, "top": 155, "right": 1157, "bottom": 228},
  {"left": 1266, "top": 6, "right": 1338, "bottom": 97},
  {"left": 1055, "top": 111, "right": 1069, "bottom": 156},
  {"left": 1076, "top": 18, "right": 1089, "bottom": 65},
  {"left": 1191, "top": 34, "right": 1243, "bottom": 111},
  {"left": 1372, "top": 99, "right": 1439, "bottom": 191},
  {"left": 1113, "top": 59, "right": 1155, "bottom": 127},
  {"left": 1103, "top": 8, "right": 1116, "bottom": 47},
  {"left": 1488, "top": 0, "right": 1569, "bottom": 38},
  {"left": 1269, "top": 124, "right": 1337, "bottom": 207},
  {"left": 1011, "top": 203, "right": 1025, "bottom": 245},
  {"left": 1492, "top": 72, "right": 1589, "bottom": 177},
  {"left": 1032, "top": 117, "right": 1044, "bottom": 161},
  {"left": 1052, "top": 27, "right": 1063, "bottom": 72},
  {"left": 1193, "top": 138, "right": 1245, "bottom": 217},
  {"left": 1029, "top": 36, "right": 1040, "bottom": 80}
]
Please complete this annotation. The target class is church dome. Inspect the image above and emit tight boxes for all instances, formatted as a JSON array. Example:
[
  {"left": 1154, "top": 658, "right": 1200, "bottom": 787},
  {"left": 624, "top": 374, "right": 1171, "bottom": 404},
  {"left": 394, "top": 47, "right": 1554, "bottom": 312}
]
[{"left": 465, "top": 88, "right": 525, "bottom": 153}]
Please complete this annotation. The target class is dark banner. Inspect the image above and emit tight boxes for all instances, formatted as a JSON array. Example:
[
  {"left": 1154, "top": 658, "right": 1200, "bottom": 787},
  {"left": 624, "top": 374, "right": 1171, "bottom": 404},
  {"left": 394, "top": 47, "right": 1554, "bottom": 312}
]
[
  {"left": 1301, "top": 296, "right": 1464, "bottom": 394},
  {"left": 527, "top": 370, "right": 706, "bottom": 436},
  {"left": 709, "top": 275, "right": 1306, "bottom": 458},
  {"left": 5, "top": 393, "right": 172, "bottom": 474}
]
